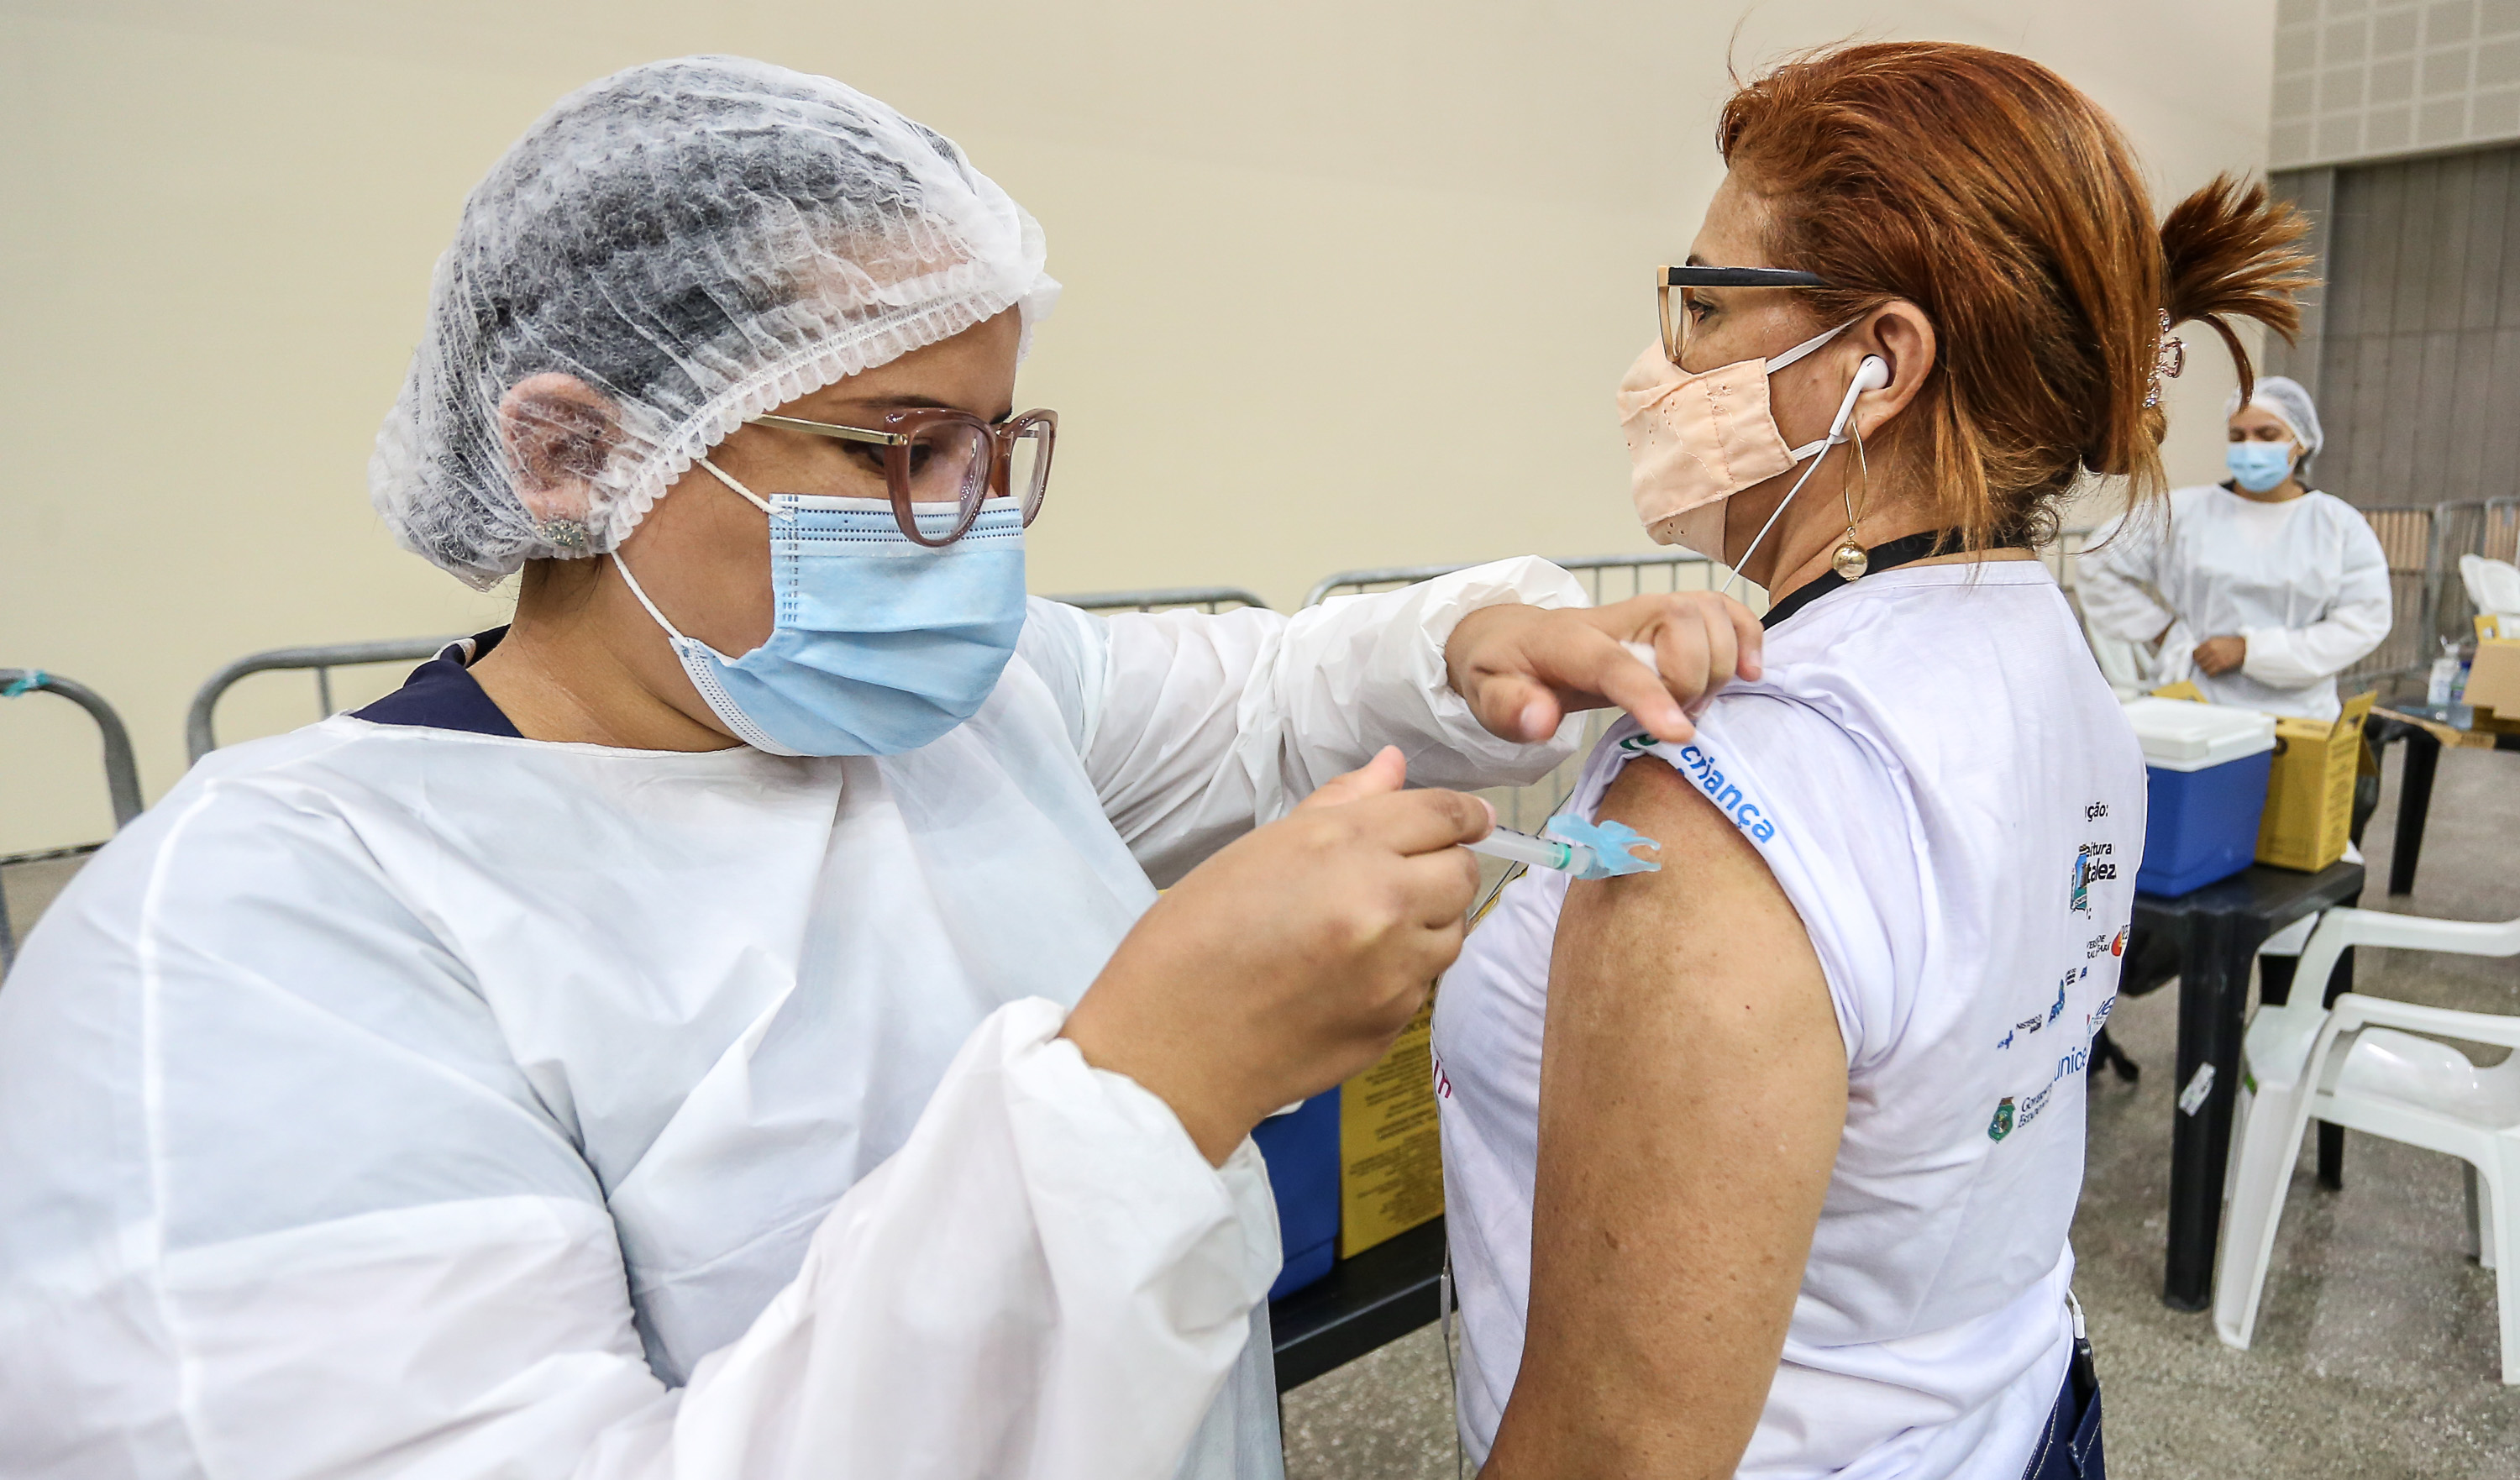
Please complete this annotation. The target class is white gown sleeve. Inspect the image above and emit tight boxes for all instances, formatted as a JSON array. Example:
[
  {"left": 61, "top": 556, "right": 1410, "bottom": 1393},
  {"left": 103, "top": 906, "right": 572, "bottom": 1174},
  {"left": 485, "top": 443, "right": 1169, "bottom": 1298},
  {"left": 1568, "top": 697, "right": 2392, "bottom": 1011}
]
[
  {"left": 605, "top": 1000, "right": 1279, "bottom": 1479},
  {"left": 2240, "top": 511, "right": 2395, "bottom": 690},
  {"left": 1020, "top": 558, "right": 1590, "bottom": 886},
  {"left": 2076, "top": 506, "right": 2181, "bottom": 648},
  {"left": 0, "top": 795, "right": 1274, "bottom": 1480}
]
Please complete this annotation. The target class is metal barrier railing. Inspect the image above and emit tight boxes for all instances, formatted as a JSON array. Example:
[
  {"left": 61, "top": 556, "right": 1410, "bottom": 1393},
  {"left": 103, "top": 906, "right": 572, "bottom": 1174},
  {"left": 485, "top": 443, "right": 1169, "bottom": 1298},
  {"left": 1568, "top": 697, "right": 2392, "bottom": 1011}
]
[
  {"left": 2347, "top": 503, "right": 2439, "bottom": 692},
  {"left": 2, "top": 669, "right": 144, "bottom": 976},
  {"left": 1049, "top": 586, "right": 1271, "bottom": 613},
  {"left": 186, "top": 638, "right": 458, "bottom": 764},
  {"left": 1302, "top": 550, "right": 1726, "bottom": 611},
  {"left": 2483, "top": 498, "right": 2520, "bottom": 566},
  {"left": 1301, "top": 554, "right": 1724, "bottom": 833},
  {"left": 181, "top": 601, "right": 1275, "bottom": 766},
  {"left": 2427, "top": 498, "right": 2520, "bottom": 650}
]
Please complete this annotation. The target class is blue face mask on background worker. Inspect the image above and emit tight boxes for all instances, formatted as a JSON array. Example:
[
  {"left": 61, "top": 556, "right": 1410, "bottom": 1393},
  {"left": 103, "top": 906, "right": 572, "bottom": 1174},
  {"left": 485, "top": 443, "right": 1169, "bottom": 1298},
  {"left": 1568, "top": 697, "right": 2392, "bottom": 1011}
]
[{"left": 2225, "top": 438, "right": 2296, "bottom": 493}]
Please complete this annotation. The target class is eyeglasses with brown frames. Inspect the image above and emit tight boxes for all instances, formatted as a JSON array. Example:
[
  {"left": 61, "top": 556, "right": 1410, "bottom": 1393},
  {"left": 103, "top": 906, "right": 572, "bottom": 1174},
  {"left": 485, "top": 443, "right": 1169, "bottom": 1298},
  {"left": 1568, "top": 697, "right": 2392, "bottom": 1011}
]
[
  {"left": 750, "top": 407, "right": 1058, "bottom": 548},
  {"left": 1656, "top": 264, "right": 1834, "bottom": 365}
]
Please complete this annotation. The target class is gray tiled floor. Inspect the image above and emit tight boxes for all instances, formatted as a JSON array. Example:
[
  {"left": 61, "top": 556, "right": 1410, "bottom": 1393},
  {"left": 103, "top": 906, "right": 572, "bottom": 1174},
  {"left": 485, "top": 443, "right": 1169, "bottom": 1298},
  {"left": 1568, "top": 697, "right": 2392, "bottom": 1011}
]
[{"left": 1285, "top": 738, "right": 2520, "bottom": 1478}]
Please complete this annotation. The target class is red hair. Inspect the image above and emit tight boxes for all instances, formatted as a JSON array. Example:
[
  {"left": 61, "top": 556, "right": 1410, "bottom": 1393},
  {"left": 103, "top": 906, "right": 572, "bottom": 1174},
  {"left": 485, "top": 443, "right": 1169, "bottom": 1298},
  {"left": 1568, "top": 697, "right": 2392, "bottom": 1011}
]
[{"left": 1717, "top": 42, "right": 2313, "bottom": 549}]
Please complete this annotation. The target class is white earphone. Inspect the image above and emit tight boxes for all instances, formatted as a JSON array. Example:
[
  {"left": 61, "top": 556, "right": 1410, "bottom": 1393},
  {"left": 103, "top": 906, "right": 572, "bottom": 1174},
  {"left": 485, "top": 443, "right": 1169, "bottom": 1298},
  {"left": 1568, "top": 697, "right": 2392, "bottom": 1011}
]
[
  {"left": 1828, "top": 354, "right": 1893, "bottom": 442},
  {"left": 1720, "top": 354, "right": 1893, "bottom": 598}
]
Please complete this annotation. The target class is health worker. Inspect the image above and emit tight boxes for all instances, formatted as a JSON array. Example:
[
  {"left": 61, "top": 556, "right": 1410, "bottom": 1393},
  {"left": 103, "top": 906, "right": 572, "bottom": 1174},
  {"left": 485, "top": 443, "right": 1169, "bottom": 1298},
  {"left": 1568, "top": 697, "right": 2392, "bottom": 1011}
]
[
  {"left": 0, "top": 57, "right": 1762, "bottom": 1480},
  {"left": 2082, "top": 375, "right": 2391, "bottom": 720},
  {"left": 1429, "top": 43, "right": 2313, "bottom": 1480}
]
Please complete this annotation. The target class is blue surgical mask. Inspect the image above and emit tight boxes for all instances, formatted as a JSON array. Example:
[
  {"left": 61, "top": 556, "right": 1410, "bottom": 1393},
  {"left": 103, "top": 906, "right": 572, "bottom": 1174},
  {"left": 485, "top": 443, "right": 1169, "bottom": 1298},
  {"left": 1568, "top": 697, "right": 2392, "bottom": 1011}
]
[
  {"left": 2225, "top": 440, "right": 2296, "bottom": 493},
  {"left": 614, "top": 458, "right": 1027, "bottom": 756}
]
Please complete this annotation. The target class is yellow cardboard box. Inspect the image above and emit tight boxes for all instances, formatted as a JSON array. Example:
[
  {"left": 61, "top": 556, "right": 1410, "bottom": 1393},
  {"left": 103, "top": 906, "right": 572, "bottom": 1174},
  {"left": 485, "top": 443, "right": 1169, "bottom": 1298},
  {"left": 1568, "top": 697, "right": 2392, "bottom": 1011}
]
[
  {"left": 2465, "top": 638, "right": 2520, "bottom": 737},
  {"left": 2255, "top": 690, "right": 2376, "bottom": 873},
  {"left": 1338, "top": 993, "right": 1444, "bottom": 1257}
]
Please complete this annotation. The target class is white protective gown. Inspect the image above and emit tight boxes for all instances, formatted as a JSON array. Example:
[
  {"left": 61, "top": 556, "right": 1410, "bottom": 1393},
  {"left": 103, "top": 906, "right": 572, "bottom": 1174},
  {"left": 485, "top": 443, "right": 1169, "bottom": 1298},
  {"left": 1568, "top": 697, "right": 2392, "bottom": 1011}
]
[
  {"left": 0, "top": 561, "right": 1581, "bottom": 1480},
  {"left": 2077, "top": 484, "right": 2392, "bottom": 719}
]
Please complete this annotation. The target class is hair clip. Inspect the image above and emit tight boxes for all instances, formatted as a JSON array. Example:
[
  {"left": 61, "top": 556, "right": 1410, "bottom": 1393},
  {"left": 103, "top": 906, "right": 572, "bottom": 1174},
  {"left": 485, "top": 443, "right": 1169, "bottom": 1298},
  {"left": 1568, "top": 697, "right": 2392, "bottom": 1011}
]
[
  {"left": 2145, "top": 308, "right": 2187, "bottom": 409},
  {"left": 538, "top": 518, "right": 593, "bottom": 553}
]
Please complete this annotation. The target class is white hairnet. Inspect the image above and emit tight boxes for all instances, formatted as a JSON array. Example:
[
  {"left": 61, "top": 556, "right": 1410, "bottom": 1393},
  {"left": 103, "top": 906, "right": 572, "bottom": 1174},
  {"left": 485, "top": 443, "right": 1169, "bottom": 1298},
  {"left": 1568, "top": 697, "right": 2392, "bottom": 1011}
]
[
  {"left": 2223, "top": 374, "right": 2323, "bottom": 467},
  {"left": 370, "top": 55, "right": 1058, "bottom": 589}
]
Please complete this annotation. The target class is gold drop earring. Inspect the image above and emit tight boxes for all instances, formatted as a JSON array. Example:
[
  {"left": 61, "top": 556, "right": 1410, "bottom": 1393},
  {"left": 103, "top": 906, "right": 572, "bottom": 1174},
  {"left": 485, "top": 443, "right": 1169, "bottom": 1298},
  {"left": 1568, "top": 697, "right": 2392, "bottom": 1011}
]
[{"left": 1830, "top": 417, "right": 1872, "bottom": 580}]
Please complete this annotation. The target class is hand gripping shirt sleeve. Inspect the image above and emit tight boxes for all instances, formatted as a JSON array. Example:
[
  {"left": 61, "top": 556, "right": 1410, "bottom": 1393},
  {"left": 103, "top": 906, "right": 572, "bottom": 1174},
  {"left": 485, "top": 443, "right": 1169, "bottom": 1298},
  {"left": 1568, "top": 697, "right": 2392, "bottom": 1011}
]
[
  {"left": 1016, "top": 559, "right": 1589, "bottom": 886},
  {"left": 2239, "top": 507, "right": 2393, "bottom": 689},
  {"left": 0, "top": 777, "right": 1277, "bottom": 1480}
]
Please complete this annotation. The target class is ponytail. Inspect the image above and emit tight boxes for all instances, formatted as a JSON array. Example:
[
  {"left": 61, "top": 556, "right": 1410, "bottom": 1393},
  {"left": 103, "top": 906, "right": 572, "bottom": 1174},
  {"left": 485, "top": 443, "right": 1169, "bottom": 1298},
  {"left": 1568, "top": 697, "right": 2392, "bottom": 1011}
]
[{"left": 2160, "top": 176, "right": 2315, "bottom": 412}]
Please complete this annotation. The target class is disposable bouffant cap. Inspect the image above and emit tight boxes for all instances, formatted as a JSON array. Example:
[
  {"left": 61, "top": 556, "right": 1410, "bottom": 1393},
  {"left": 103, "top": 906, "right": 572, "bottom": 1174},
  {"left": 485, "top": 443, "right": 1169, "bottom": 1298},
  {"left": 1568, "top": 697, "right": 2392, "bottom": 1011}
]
[
  {"left": 369, "top": 55, "right": 1058, "bottom": 589},
  {"left": 2223, "top": 374, "right": 2323, "bottom": 464}
]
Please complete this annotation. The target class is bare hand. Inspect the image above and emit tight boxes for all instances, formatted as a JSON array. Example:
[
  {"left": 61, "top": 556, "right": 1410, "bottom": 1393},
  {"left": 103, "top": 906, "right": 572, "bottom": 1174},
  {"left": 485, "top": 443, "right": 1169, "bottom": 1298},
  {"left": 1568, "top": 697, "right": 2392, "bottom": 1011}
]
[
  {"left": 2193, "top": 634, "right": 2247, "bottom": 676},
  {"left": 1445, "top": 593, "right": 1765, "bottom": 747},
  {"left": 1060, "top": 748, "right": 1490, "bottom": 1163}
]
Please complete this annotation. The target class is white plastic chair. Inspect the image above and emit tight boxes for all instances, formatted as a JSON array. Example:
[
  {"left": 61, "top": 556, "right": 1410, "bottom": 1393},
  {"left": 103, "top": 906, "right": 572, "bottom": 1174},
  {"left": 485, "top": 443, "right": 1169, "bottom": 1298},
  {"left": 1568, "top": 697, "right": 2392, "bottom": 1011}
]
[
  {"left": 2214, "top": 907, "right": 2520, "bottom": 1378},
  {"left": 2461, "top": 554, "right": 2520, "bottom": 622}
]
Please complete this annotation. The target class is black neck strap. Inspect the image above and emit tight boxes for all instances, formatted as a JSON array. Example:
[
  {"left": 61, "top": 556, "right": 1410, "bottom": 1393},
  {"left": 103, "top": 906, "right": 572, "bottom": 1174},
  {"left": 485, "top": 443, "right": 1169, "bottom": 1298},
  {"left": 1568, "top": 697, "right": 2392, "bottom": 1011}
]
[{"left": 1759, "top": 529, "right": 1971, "bottom": 629}]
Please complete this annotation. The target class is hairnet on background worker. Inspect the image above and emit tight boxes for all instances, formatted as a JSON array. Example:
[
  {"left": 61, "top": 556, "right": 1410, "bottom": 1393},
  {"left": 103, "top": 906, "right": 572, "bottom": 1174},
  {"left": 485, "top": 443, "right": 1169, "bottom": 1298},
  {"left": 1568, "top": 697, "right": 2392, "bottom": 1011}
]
[
  {"left": 2226, "top": 374, "right": 2323, "bottom": 467},
  {"left": 2082, "top": 373, "right": 2390, "bottom": 719},
  {"left": 0, "top": 55, "right": 1765, "bottom": 1480}
]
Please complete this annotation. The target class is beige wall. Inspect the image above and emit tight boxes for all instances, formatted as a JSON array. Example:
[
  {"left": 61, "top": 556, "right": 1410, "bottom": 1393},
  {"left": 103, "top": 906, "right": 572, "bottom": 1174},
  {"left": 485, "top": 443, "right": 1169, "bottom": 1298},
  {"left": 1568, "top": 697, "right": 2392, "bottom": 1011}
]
[{"left": 1, "top": 0, "right": 2275, "bottom": 853}]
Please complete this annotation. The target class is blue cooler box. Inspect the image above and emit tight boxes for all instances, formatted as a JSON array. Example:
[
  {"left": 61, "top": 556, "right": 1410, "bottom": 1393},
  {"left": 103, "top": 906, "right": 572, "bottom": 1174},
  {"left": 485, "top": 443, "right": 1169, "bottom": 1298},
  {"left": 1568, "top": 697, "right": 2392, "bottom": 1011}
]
[
  {"left": 1251, "top": 1089, "right": 1341, "bottom": 1299},
  {"left": 2121, "top": 697, "right": 2278, "bottom": 895}
]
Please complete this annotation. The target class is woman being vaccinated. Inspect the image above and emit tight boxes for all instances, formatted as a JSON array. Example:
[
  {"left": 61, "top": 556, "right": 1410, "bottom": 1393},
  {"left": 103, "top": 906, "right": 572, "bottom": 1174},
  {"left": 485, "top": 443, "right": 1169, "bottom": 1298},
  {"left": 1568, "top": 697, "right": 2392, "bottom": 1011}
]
[
  {"left": 0, "top": 58, "right": 1760, "bottom": 1480},
  {"left": 2082, "top": 375, "right": 2391, "bottom": 719},
  {"left": 1432, "top": 43, "right": 2311, "bottom": 1480}
]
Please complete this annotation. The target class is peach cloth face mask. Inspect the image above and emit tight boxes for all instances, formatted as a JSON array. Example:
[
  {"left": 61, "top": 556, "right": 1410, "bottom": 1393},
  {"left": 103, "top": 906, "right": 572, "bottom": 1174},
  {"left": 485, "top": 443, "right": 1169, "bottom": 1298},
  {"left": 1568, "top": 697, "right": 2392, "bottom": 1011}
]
[{"left": 1617, "top": 320, "right": 1852, "bottom": 550}]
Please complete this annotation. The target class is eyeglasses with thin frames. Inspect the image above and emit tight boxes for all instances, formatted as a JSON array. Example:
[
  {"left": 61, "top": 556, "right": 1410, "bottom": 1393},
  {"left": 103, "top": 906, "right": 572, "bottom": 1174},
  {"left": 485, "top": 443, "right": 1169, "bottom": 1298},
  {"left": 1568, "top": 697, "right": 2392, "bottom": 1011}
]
[{"left": 748, "top": 407, "right": 1058, "bottom": 548}]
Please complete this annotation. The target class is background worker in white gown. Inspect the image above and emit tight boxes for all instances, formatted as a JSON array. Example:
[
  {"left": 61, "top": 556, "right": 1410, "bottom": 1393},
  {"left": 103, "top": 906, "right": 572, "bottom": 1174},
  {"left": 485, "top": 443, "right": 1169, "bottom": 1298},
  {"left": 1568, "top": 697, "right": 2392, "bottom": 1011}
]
[
  {"left": 2080, "top": 377, "right": 2389, "bottom": 996},
  {"left": 2082, "top": 375, "right": 2391, "bottom": 721},
  {"left": 0, "top": 57, "right": 1761, "bottom": 1480}
]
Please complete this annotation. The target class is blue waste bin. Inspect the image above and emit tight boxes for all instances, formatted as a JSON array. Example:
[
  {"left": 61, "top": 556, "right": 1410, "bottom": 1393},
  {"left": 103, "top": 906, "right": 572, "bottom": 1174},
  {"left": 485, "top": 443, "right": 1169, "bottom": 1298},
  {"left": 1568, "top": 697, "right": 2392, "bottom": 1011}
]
[{"left": 1251, "top": 1089, "right": 1340, "bottom": 1299}]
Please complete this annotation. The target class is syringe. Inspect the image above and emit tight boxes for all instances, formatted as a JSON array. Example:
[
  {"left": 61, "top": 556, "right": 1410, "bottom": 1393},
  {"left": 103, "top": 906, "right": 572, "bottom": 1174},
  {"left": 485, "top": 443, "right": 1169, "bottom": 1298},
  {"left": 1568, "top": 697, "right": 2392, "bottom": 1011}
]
[
  {"left": 1464, "top": 814, "right": 1662, "bottom": 882},
  {"left": 1467, "top": 826, "right": 1596, "bottom": 876}
]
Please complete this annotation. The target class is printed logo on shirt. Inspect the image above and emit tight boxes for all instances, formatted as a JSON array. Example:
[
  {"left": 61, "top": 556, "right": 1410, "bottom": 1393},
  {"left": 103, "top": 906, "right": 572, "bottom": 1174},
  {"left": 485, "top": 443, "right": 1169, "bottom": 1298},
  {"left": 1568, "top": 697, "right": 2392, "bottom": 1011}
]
[
  {"left": 2113, "top": 926, "right": 2129, "bottom": 957},
  {"left": 1618, "top": 732, "right": 1658, "bottom": 755},
  {"left": 1672, "top": 743, "right": 1778, "bottom": 843},
  {"left": 1431, "top": 1049, "right": 1453, "bottom": 1100},
  {"left": 2087, "top": 993, "right": 2118, "bottom": 1038},
  {"left": 2016, "top": 1080, "right": 2055, "bottom": 1131},
  {"left": 1988, "top": 1098, "right": 2016, "bottom": 1141},
  {"left": 2069, "top": 842, "right": 2118, "bottom": 914}
]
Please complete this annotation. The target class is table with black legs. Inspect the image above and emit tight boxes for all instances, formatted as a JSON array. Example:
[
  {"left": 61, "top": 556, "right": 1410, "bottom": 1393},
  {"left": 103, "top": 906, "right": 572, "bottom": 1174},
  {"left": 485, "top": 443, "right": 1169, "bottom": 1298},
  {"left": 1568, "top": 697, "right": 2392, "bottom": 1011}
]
[
  {"left": 2370, "top": 704, "right": 2520, "bottom": 895},
  {"left": 2131, "top": 861, "right": 2365, "bottom": 1310},
  {"left": 1268, "top": 1218, "right": 1446, "bottom": 1391}
]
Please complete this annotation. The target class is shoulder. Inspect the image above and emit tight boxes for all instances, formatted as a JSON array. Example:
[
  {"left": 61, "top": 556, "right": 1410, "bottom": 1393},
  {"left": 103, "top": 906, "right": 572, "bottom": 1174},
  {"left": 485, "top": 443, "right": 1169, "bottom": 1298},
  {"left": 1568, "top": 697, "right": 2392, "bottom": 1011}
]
[
  {"left": 1589, "top": 702, "right": 1911, "bottom": 1065},
  {"left": 2165, "top": 484, "right": 2231, "bottom": 519},
  {"left": 2301, "top": 490, "right": 2373, "bottom": 525}
]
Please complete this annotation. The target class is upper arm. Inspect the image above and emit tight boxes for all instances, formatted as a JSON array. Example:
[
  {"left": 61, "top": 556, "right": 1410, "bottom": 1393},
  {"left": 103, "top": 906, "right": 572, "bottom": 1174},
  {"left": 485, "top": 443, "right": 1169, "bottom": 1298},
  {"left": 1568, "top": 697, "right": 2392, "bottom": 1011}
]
[
  {"left": 2076, "top": 510, "right": 2176, "bottom": 637},
  {"left": 2337, "top": 516, "right": 2395, "bottom": 611},
  {"left": 1485, "top": 757, "right": 1846, "bottom": 1480}
]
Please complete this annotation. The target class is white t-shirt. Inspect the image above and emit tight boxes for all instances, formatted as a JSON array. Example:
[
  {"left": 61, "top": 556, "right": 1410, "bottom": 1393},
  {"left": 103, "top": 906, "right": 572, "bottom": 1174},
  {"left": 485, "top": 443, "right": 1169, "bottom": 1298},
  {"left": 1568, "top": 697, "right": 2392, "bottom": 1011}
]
[
  {"left": 1432, "top": 561, "right": 2148, "bottom": 1479},
  {"left": 2077, "top": 485, "right": 2392, "bottom": 719}
]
